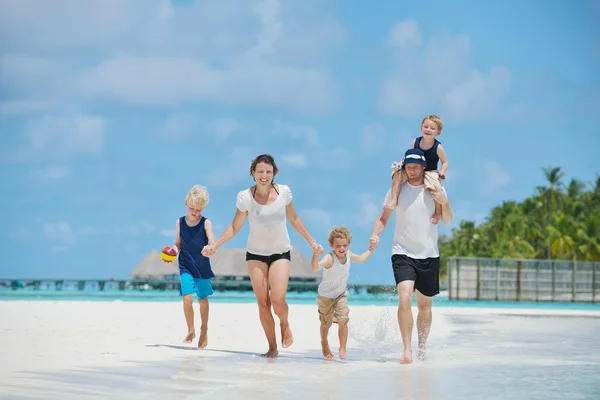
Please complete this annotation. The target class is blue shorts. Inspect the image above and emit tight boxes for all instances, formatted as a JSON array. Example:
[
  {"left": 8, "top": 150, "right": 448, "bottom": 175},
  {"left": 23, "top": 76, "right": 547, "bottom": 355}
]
[{"left": 179, "top": 273, "right": 214, "bottom": 299}]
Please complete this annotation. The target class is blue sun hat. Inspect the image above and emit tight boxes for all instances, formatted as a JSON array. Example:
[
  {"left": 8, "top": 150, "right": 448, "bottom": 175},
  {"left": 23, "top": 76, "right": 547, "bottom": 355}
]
[{"left": 402, "top": 148, "right": 427, "bottom": 168}]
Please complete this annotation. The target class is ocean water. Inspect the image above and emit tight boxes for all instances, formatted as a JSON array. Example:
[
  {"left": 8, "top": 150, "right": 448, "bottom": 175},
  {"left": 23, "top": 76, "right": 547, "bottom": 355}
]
[{"left": 1, "top": 288, "right": 599, "bottom": 311}]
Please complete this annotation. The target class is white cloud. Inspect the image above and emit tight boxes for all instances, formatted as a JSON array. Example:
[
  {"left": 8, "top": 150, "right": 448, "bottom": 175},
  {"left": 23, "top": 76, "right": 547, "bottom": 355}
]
[
  {"left": 43, "top": 221, "right": 72, "bottom": 242},
  {"left": 480, "top": 160, "right": 510, "bottom": 194},
  {"left": 302, "top": 209, "right": 333, "bottom": 231},
  {"left": 386, "top": 19, "right": 421, "bottom": 48},
  {"left": 361, "top": 122, "right": 387, "bottom": 155},
  {"left": 16, "top": 114, "right": 106, "bottom": 162},
  {"left": 314, "top": 147, "right": 353, "bottom": 171},
  {"left": 206, "top": 118, "right": 239, "bottom": 143},
  {"left": 29, "top": 166, "right": 71, "bottom": 182},
  {"left": 273, "top": 120, "right": 319, "bottom": 147},
  {"left": 380, "top": 19, "right": 512, "bottom": 123},
  {"left": 281, "top": 153, "right": 307, "bottom": 168},
  {"left": 355, "top": 193, "right": 382, "bottom": 229},
  {"left": 0, "top": 99, "right": 57, "bottom": 115},
  {"left": 153, "top": 113, "right": 200, "bottom": 141},
  {"left": 204, "top": 147, "right": 255, "bottom": 189},
  {"left": 160, "top": 229, "right": 175, "bottom": 238},
  {"left": 2, "top": 0, "right": 341, "bottom": 115},
  {"left": 120, "top": 221, "right": 156, "bottom": 236}
]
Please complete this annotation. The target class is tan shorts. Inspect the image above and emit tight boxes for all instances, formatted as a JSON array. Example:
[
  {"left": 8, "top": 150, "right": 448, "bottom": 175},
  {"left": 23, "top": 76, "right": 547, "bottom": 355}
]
[
  {"left": 317, "top": 291, "right": 349, "bottom": 328},
  {"left": 424, "top": 170, "right": 442, "bottom": 193}
]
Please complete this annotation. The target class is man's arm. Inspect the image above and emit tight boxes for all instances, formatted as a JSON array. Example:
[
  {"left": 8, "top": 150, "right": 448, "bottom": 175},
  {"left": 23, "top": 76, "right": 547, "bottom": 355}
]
[
  {"left": 370, "top": 206, "right": 394, "bottom": 246},
  {"left": 431, "top": 189, "right": 453, "bottom": 226}
]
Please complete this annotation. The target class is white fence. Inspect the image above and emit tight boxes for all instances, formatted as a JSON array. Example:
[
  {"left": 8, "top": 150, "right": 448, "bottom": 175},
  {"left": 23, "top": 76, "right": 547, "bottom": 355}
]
[{"left": 447, "top": 257, "right": 599, "bottom": 303}]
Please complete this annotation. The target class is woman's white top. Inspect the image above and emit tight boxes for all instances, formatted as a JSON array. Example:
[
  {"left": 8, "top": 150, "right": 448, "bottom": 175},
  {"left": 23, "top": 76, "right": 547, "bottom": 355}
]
[
  {"left": 236, "top": 184, "right": 293, "bottom": 256},
  {"left": 318, "top": 252, "right": 350, "bottom": 299}
]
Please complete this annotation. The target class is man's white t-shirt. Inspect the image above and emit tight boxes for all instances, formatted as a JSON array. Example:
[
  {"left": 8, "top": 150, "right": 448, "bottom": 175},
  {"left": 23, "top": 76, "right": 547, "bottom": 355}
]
[
  {"left": 383, "top": 182, "right": 443, "bottom": 259},
  {"left": 236, "top": 184, "right": 293, "bottom": 256}
]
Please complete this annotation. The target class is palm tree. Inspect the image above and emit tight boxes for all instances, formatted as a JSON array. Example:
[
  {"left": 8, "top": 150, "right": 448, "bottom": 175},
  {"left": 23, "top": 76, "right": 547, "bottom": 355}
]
[{"left": 536, "top": 166, "right": 565, "bottom": 259}]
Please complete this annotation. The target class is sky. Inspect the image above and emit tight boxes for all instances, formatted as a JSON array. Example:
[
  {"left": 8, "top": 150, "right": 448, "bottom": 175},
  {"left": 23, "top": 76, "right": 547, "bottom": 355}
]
[{"left": 1, "top": 0, "right": 599, "bottom": 284}]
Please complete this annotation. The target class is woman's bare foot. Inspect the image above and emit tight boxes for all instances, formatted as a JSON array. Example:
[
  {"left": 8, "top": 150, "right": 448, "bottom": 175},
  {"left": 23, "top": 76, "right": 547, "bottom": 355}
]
[
  {"left": 430, "top": 213, "right": 440, "bottom": 224},
  {"left": 198, "top": 327, "right": 208, "bottom": 349},
  {"left": 261, "top": 348, "right": 279, "bottom": 358},
  {"left": 321, "top": 342, "right": 334, "bottom": 360},
  {"left": 400, "top": 348, "right": 413, "bottom": 364},
  {"left": 183, "top": 331, "right": 195, "bottom": 343},
  {"left": 281, "top": 323, "right": 294, "bottom": 348},
  {"left": 339, "top": 348, "right": 347, "bottom": 360}
]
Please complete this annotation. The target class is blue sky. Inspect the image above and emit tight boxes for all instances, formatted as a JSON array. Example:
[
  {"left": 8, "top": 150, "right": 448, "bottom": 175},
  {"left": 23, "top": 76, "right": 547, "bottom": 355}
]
[{"left": 1, "top": 0, "right": 599, "bottom": 284}]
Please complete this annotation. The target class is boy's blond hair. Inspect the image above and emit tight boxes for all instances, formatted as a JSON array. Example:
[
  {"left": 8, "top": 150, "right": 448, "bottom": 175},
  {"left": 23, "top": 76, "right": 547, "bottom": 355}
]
[
  {"left": 185, "top": 185, "right": 209, "bottom": 208},
  {"left": 421, "top": 114, "right": 443, "bottom": 131},
  {"left": 328, "top": 226, "right": 352, "bottom": 246}
]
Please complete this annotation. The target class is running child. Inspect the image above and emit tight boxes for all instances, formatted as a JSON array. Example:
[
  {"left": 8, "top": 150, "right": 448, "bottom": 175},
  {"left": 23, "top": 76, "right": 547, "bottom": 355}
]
[
  {"left": 311, "top": 226, "right": 377, "bottom": 360},
  {"left": 161, "top": 184, "right": 216, "bottom": 348}
]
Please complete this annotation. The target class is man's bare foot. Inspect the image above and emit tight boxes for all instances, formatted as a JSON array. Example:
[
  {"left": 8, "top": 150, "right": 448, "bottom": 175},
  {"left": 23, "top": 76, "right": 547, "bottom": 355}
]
[
  {"left": 400, "top": 348, "right": 413, "bottom": 364},
  {"left": 198, "top": 327, "right": 208, "bottom": 349},
  {"left": 321, "top": 342, "right": 334, "bottom": 360},
  {"left": 416, "top": 346, "right": 426, "bottom": 361},
  {"left": 339, "top": 348, "right": 347, "bottom": 360},
  {"left": 281, "top": 323, "right": 294, "bottom": 348},
  {"left": 430, "top": 213, "right": 440, "bottom": 224},
  {"left": 183, "top": 331, "right": 195, "bottom": 343},
  {"left": 261, "top": 348, "right": 279, "bottom": 358}
]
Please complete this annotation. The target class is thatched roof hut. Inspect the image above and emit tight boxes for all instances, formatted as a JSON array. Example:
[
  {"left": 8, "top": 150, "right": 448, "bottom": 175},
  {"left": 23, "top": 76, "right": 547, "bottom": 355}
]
[{"left": 130, "top": 246, "right": 319, "bottom": 282}]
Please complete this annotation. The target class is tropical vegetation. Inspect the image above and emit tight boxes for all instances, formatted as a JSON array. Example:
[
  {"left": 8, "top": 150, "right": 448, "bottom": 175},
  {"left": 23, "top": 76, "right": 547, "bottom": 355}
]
[{"left": 439, "top": 167, "right": 600, "bottom": 275}]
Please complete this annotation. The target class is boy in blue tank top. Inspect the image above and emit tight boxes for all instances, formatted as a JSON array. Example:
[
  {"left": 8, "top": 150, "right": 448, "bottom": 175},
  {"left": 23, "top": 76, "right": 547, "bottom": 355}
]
[
  {"left": 386, "top": 114, "right": 449, "bottom": 224},
  {"left": 161, "top": 185, "right": 216, "bottom": 348}
]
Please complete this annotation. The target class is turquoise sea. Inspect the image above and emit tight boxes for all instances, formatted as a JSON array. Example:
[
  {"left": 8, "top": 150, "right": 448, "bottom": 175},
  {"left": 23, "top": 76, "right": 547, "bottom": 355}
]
[{"left": 1, "top": 288, "right": 599, "bottom": 311}]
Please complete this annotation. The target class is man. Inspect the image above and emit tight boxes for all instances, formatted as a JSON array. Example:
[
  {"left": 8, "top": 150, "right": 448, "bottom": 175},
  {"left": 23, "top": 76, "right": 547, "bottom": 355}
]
[{"left": 370, "top": 148, "right": 453, "bottom": 364}]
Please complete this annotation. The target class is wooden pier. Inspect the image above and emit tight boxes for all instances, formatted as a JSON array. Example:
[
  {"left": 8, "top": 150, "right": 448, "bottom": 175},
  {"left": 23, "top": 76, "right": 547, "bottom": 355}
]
[{"left": 0, "top": 278, "right": 397, "bottom": 295}]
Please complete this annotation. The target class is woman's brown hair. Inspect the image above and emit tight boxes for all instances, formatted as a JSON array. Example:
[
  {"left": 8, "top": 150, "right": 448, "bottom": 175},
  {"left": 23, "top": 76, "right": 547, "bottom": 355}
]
[{"left": 249, "top": 154, "right": 279, "bottom": 181}]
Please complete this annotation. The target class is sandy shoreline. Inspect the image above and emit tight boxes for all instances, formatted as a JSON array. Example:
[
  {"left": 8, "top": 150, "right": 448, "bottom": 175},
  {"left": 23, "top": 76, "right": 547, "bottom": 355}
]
[{"left": 1, "top": 300, "right": 599, "bottom": 399}]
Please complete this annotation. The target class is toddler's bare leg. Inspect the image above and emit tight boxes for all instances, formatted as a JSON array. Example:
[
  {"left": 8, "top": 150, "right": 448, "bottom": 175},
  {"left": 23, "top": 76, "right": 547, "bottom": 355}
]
[
  {"left": 386, "top": 171, "right": 403, "bottom": 209},
  {"left": 320, "top": 325, "right": 335, "bottom": 360}
]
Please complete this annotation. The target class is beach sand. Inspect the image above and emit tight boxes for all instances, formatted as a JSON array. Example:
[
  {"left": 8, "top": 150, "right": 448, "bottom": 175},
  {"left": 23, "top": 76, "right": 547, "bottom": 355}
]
[{"left": 1, "top": 300, "right": 599, "bottom": 399}]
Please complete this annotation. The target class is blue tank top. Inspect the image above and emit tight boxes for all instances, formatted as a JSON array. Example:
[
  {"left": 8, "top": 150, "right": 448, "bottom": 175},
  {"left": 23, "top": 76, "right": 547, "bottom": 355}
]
[
  {"left": 178, "top": 216, "right": 215, "bottom": 279},
  {"left": 415, "top": 137, "right": 441, "bottom": 171}
]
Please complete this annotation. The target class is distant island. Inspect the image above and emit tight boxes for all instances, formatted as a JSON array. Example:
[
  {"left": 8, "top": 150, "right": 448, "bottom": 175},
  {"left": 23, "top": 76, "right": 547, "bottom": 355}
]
[{"left": 439, "top": 166, "right": 600, "bottom": 276}]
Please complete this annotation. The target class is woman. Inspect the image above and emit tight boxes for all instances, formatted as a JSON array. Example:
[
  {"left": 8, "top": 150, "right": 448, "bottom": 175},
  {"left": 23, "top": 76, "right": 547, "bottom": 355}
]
[{"left": 202, "top": 154, "right": 323, "bottom": 358}]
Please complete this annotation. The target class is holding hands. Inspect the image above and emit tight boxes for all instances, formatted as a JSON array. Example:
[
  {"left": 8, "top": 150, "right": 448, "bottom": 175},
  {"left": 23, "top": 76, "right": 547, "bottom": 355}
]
[
  {"left": 309, "top": 240, "right": 324, "bottom": 255},
  {"left": 369, "top": 235, "right": 379, "bottom": 251},
  {"left": 201, "top": 244, "right": 216, "bottom": 258}
]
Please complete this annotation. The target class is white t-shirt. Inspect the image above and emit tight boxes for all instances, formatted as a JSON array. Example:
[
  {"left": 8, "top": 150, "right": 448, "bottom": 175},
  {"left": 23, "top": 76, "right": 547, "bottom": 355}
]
[
  {"left": 236, "top": 184, "right": 293, "bottom": 256},
  {"left": 383, "top": 182, "right": 443, "bottom": 259}
]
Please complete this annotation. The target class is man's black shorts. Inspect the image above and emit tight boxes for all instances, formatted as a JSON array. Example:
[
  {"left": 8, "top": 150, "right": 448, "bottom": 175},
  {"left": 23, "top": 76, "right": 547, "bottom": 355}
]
[{"left": 391, "top": 254, "right": 440, "bottom": 297}]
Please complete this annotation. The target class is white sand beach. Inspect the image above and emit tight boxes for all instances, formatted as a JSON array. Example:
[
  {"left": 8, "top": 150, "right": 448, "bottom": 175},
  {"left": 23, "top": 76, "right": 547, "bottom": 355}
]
[{"left": 1, "top": 300, "right": 599, "bottom": 400}]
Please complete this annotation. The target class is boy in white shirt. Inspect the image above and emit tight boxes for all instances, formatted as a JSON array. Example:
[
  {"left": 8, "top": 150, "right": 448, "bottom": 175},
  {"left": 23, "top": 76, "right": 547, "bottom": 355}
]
[{"left": 311, "top": 227, "right": 377, "bottom": 360}]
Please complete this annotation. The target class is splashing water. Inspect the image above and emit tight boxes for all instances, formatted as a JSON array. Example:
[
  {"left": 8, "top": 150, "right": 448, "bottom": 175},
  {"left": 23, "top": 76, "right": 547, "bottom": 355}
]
[{"left": 349, "top": 296, "right": 400, "bottom": 360}]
